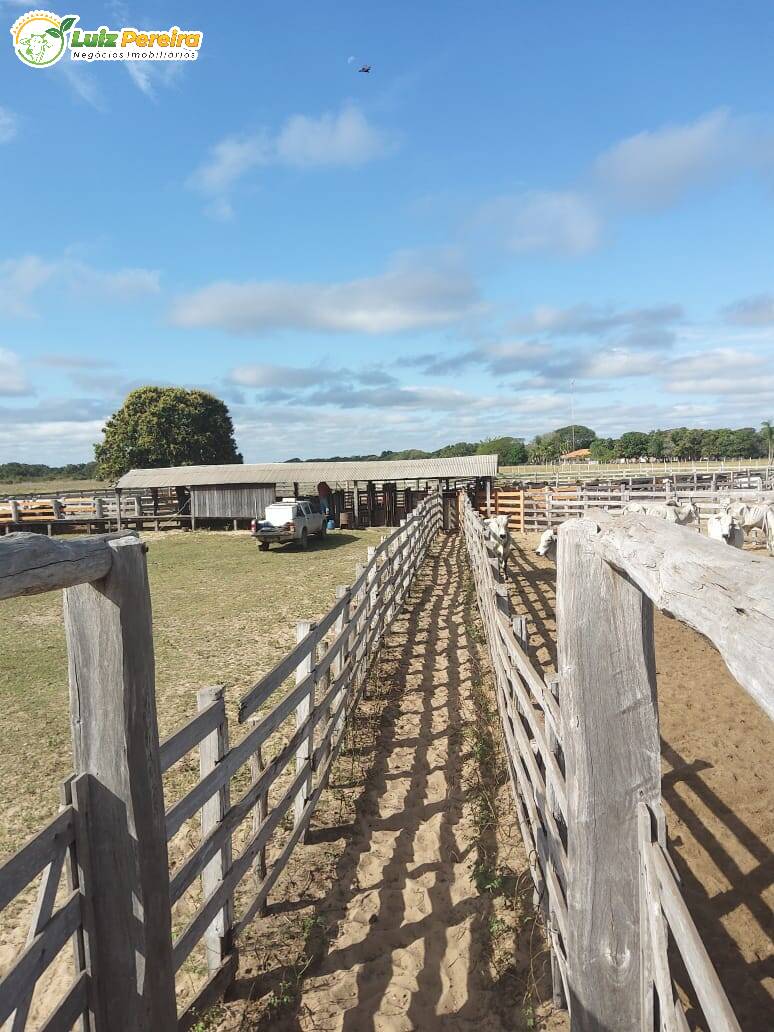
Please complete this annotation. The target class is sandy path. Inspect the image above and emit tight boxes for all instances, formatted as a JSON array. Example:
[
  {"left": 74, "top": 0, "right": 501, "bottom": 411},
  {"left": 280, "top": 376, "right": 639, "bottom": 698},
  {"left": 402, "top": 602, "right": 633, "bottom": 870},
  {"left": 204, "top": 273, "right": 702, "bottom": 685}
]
[
  {"left": 284, "top": 534, "right": 533, "bottom": 1032},
  {"left": 507, "top": 533, "right": 774, "bottom": 1030}
]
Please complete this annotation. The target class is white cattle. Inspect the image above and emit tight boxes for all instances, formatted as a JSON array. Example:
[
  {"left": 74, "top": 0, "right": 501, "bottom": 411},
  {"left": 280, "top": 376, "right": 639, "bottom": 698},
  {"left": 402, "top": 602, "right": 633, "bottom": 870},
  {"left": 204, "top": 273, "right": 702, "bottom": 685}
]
[
  {"left": 707, "top": 513, "right": 744, "bottom": 549},
  {"left": 536, "top": 526, "right": 557, "bottom": 561},
  {"left": 723, "top": 502, "right": 774, "bottom": 555},
  {"left": 624, "top": 500, "right": 699, "bottom": 526},
  {"left": 483, "top": 514, "right": 511, "bottom": 575}
]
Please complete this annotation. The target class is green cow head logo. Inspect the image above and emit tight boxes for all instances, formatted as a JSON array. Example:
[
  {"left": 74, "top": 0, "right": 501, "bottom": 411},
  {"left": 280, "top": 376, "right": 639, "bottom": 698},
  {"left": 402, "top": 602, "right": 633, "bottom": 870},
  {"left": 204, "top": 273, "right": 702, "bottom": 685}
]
[{"left": 11, "top": 11, "right": 77, "bottom": 68}]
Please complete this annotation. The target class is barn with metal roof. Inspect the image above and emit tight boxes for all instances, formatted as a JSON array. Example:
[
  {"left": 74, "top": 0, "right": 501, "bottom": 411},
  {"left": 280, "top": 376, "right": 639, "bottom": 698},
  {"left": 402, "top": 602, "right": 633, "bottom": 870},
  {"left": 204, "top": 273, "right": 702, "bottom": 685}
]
[{"left": 115, "top": 455, "right": 498, "bottom": 528}]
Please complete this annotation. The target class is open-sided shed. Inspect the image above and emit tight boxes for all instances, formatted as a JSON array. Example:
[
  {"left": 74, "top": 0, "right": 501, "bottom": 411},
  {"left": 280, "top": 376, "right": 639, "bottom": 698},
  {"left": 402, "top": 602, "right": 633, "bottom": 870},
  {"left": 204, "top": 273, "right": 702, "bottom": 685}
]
[{"left": 115, "top": 455, "right": 498, "bottom": 527}]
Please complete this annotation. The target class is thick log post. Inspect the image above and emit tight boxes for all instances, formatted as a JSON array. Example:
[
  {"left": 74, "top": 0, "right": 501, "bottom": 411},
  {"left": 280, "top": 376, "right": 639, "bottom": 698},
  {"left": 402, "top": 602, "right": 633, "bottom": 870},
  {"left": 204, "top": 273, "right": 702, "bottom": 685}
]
[
  {"left": 63, "top": 536, "right": 176, "bottom": 1031},
  {"left": 557, "top": 517, "right": 660, "bottom": 1032}
]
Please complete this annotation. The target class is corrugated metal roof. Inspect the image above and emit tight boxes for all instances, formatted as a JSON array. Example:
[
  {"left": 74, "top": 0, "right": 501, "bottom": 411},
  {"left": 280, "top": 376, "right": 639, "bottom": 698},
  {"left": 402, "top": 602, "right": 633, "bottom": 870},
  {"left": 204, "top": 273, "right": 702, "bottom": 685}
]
[{"left": 115, "top": 455, "right": 498, "bottom": 489}]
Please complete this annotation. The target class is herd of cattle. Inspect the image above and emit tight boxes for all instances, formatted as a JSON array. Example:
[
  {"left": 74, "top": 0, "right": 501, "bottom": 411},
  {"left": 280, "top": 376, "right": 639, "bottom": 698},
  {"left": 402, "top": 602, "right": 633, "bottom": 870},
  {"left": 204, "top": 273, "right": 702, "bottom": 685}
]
[{"left": 483, "top": 498, "right": 774, "bottom": 572}]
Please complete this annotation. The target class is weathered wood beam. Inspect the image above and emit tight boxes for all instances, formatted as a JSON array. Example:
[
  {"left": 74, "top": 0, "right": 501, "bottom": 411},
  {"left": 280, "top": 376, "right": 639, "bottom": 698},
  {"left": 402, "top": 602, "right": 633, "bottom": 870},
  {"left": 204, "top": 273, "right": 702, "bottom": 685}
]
[
  {"left": 557, "top": 517, "right": 661, "bottom": 1032},
  {"left": 63, "top": 535, "right": 176, "bottom": 1030},
  {"left": 586, "top": 511, "right": 774, "bottom": 720},
  {"left": 0, "top": 531, "right": 136, "bottom": 601}
]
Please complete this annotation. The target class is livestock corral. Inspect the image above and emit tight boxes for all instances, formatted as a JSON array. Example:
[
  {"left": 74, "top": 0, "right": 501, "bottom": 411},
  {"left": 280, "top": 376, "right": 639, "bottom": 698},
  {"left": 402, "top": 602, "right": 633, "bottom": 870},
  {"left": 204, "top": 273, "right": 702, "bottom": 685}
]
[{"left": 0, "top": 490, "right": 771, "bottom": 1031}]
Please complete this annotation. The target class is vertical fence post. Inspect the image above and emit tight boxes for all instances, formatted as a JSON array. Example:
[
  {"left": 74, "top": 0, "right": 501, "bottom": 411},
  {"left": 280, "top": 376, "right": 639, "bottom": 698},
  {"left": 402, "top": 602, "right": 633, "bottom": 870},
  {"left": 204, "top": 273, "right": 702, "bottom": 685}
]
[
  {"left": 249, "top": 731, "right": 268, "bottom": 911},
  {"left": 62, "top": 536, "right": 177, "bottom": 1031},
  {"left": 556, "top": 518, "right": 661, "bottom": 1032},
  {"left": 366, "top": 546, "right": 378, "bottom": 652},
  {"left": 294, "top": 620, "right": 316, "bottom": 838},
  {"left": 333, "top": 585, "right": 351, "bottom": 740},
  {"left": 316, "top": 630, "right": 332, "bottom": 770},
  {"left": 353, "top": 564, "right": 368, "bottom": 698},
  {"left": 198, "top": 686, "right": 234, "bottom": 976}
]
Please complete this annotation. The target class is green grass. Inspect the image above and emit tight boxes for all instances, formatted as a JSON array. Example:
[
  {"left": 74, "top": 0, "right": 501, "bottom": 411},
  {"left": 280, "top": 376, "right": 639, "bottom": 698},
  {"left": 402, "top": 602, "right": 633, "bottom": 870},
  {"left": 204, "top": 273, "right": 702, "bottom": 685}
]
[
  {"left": 0, "top": 527, "right": 384, "bottom": 858},
  {"left": 0, "top": 478, "right": 108, "bottom": 495}
]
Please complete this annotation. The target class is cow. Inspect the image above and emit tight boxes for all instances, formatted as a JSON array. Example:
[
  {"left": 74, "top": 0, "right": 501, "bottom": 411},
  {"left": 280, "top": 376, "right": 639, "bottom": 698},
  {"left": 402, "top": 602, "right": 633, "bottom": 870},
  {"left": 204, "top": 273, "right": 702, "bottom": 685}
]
[
  {"left": 624, "top": 500, "right": 700, "bottom": 527},
  {"left": 707, "top": 513, "right": 745, "bottom": 549},
  {"left": 483, "top": 514, "right": 511, "bottom": 576},
  {"left": 722, "top": 502, "right": 774, "bottom": 555},
  {"left": 535, "top": 526, "right": 558, "bottom": 561},
  {"left": 21, "top": 32, "right": 54, "bottom": 64}
]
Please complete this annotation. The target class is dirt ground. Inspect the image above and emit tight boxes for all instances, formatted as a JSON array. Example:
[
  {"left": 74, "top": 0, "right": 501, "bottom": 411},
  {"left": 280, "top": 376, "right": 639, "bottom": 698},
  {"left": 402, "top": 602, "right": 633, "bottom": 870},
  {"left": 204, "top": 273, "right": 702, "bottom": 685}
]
[
  {"left": 3, "top": 525, "right": 770, "bottom": 1029},
  {"left": 212, "top": 533, "right": 565, "bottom": 1031},
  {"left": 1, "top": 530, "right": 566, "bottom": 1031},
  {"left": 507, "top": 534, "right": 774, "bottom": 1031}
]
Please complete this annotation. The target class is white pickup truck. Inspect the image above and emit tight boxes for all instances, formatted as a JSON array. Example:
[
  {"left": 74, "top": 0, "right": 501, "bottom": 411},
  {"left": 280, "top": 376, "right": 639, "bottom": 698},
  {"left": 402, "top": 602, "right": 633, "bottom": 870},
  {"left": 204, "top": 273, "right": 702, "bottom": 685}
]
[{"left": 251, "top": 498, "right": 327, "bottom": 551}]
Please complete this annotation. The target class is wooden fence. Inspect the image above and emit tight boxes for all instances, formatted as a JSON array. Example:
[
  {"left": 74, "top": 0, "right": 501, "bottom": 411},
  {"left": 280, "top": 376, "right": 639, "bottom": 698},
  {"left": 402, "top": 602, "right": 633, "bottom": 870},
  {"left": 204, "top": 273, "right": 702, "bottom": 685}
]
[
  {"left": 0, "top": 490, "right": 184, "bottom": 535},
  {"left": 461, "top": 496, "right": 773, "bottom": 1031},
  {"left": 476, "top": 482, "right": 774, "bottom": 532},
  {"left": 0, "top": 493, "right": 442, "bottom": 1030},
  {"left": 498, "top": 461, "right": 774, "bottom": 486}
]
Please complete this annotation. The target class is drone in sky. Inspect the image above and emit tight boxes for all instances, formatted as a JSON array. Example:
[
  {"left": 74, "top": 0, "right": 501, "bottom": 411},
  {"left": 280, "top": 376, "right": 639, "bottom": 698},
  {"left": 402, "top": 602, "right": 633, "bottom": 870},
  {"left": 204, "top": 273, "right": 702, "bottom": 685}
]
[{"left": 358, "top": 64, "right": 371, "bottom": 73}]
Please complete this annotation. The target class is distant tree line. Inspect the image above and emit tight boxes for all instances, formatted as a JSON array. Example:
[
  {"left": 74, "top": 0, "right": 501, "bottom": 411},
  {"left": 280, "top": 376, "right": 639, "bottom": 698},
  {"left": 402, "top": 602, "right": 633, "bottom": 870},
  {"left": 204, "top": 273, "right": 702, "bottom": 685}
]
[
  {"left": 527, "top": 423, "right": 773, "bottom": 463},
  {"left": 302, "top": 421, "right": 774, "bottom": 466},
  {"left": 0, "top": 460, "right": 99, "bottom": 484},
  {"left": 298, "top": 436, "right": 531, "bottom": 467}
]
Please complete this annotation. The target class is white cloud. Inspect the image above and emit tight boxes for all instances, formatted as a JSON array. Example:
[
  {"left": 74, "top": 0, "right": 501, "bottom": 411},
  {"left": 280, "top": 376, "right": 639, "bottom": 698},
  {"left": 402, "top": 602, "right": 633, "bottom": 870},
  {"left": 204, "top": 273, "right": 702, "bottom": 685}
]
[
  {"left": 478, "top": 191, "right": 601, "bottom": 257},
  {"left": 66, "top": 261, "right": 161, "bottom": 298},
  {"left": 662, "top": 347, "right": 772, "bottom": 394},
  {"left": 124, "top": 59, "right": 182, "bottom": 99},
  {"left": 275, "top": 105, "right": 393, "bottom": 167},
  {"left": 56, "top": 61, "right": 105, "bottom": 110},
  {"left": 518, "top": 302, "right": 682, "bottom": 338},
  {"left": 667, "top": 347, "right": 764, "bottom": 377},
  {"left": 0, "top": 107, "right": 17, "bottom": 144},
  {"left": 0, "top": 348, "right": 30, "bottom": 395},
  {"left": 722, "top": 293, "right": 774, "bottom": 326},
  {"left": 0, "top": 256, "right": 56, "bottom": 316},
  {"left": 189, "top": 104, "right": 394, "bottom": 216},
  {"left": 0, "top": 255, "right": 159, "bottom": 315},
  {"left": 126, "top": 63, "right": 155, "bottom": 98},
  {"left": 582, "top": 349, "right": 656, "bottom": 378},
  {"left": 0, "top": 419, "right": 105, "bottom": 465},
  {"left": 229, "top": 364, "right": 334, "bottom": 389},
  {"left": 170, "top": 252, "right": 480, "bottom": 335},
  {"left": 593, "top": 108, "right": 768, "bottom": 209},
  {"left": 665, "top": 374, "right": 774, "bottom": 396},
  {"left": 189, "top": 135, "right": 270, "bottom": 197}
]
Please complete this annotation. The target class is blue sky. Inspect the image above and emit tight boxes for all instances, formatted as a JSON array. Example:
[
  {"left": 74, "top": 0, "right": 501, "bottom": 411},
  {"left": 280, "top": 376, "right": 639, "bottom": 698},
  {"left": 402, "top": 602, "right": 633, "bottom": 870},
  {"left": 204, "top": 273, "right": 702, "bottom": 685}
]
[{"left": 1, "top": 0, "right": 774, "bottom": 463}]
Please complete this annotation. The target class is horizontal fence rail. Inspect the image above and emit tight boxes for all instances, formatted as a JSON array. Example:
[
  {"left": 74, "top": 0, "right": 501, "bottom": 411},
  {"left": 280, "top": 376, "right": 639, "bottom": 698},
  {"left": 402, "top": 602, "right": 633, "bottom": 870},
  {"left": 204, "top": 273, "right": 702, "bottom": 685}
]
[
  {"left": 461, "top": 495, "right": 570, "bottom": 1009},
  {"left": 0, "top": 494, "right": 443, "bottom": 1031},
  {"left": 476, "top": 483, "right": 774, "bottom": 533},
  {"left": 462, "top": 496, "right": 766, "bottom": 1030},
  {"left": 498, "top": 462, "right": 774, "bottom": 487},
  {"left": 160, "top": 492, "right": 441, "bottom": 1027},
  {"left": 0, "top": 796, "right": 88, "bottom": 1032},
  {"left": 638, "top": 802, "right": 742, "bottom": 1032}
]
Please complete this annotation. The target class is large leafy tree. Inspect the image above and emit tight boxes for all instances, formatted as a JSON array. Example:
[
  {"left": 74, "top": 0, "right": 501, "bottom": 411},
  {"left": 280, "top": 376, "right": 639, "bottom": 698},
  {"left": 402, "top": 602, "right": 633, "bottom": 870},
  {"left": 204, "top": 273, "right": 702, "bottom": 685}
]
[
  {"left": 615, "top": 431, "right": 650, "bottom": 459},
  {"left": 95, "top": 387, "right": 242, "bottom": 480},
  {"left": 477, "top": 436, "right": 528, "bottom": 466},
  {"left": 528, "top": 432, "right": 561, "bottom": 463},
  {"left": 552, "top": 424, "right": 597, "bottom": 452}
]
